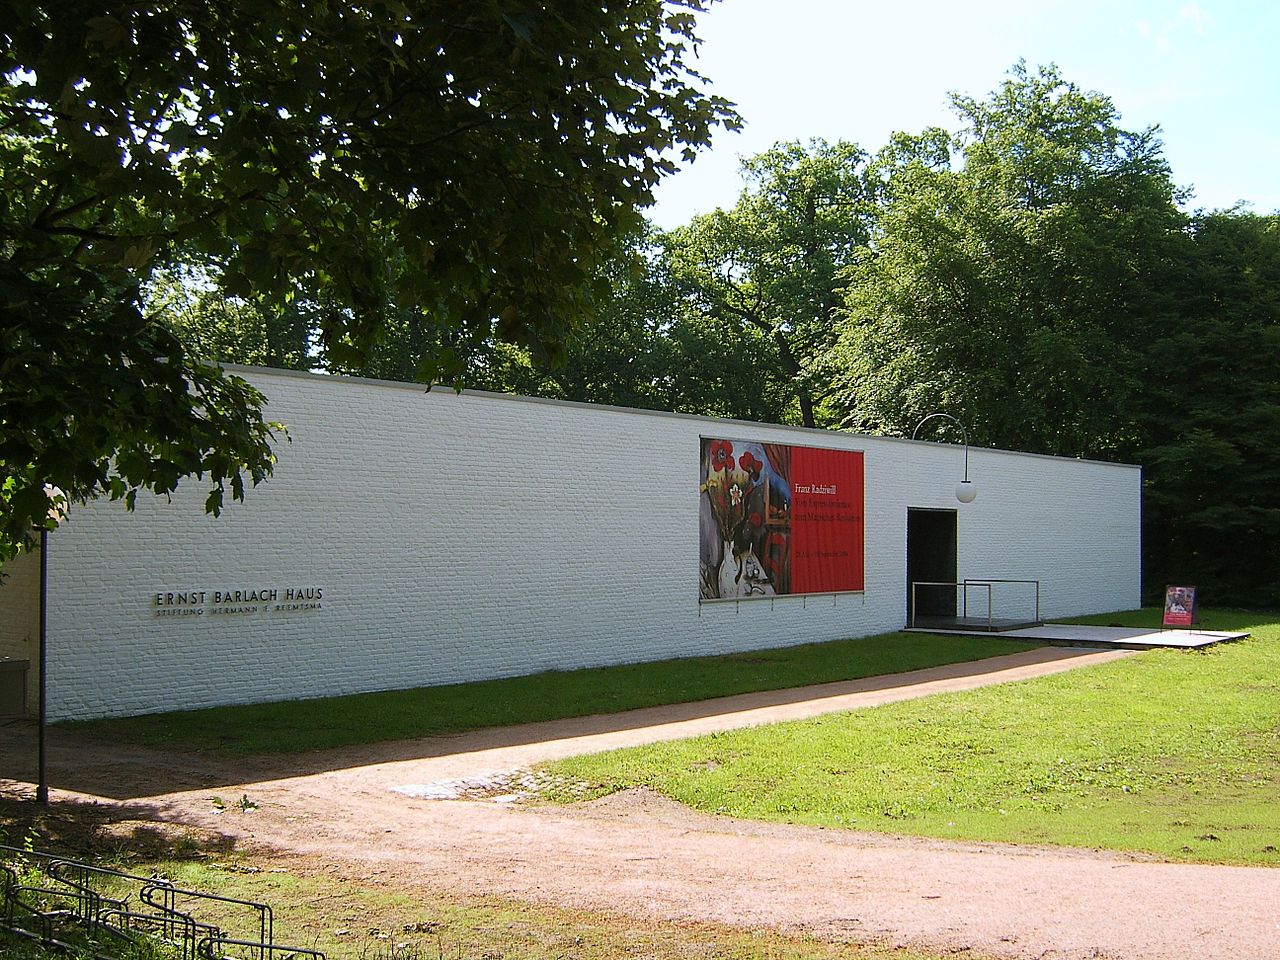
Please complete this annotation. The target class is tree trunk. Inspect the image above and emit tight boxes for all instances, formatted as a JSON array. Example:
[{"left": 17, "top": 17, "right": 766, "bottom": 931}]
[{"left": 772, "top": 330, "right": 815, "bottom": 428}]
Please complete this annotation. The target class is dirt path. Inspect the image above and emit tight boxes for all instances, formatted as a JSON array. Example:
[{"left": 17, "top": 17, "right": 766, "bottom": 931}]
[{"left": 5, "top": 645, "right": 1279, "bottom": 960}]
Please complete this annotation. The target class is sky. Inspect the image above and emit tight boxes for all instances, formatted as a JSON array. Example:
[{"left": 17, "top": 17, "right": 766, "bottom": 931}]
[{"left": 648, "top": 0, "right": 1280, "bottom": 228}]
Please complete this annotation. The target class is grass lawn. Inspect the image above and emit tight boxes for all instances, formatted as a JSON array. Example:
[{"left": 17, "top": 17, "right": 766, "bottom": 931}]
[
  {"left": 540, "top": 608, "right": 1280, "bottom": 866},
  {"left": 68, "top": 631, "right": 1030, "bottom": 755}
]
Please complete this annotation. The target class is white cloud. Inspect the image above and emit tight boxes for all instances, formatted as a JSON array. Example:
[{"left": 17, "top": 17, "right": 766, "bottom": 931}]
[
  {"left": 1174, "top": 3, "right": 1213, "bottom": 34},
  {"left": 1141, "top": 2, "right": 1214, "bottom": 52}
]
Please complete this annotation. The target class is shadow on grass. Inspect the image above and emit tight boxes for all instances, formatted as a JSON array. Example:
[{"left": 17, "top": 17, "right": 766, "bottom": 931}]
[{"left": 0, "top": 791, "right": 241, "bottom": 866}]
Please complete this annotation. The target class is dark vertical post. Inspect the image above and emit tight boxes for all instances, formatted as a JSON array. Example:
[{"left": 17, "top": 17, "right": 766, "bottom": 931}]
[{"left": 36, "top": 528, "right": 48, "bottom": 805}]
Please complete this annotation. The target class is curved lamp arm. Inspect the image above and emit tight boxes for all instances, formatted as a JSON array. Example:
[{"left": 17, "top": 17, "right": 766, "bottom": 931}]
[{"left": 912, "top": 413, "right": 975, "bottom": 503}]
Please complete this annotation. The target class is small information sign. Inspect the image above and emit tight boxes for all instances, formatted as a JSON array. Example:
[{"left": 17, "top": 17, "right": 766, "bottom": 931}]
[{"left": 1162, "top": 585, "right": 1197, "bottom": 628}]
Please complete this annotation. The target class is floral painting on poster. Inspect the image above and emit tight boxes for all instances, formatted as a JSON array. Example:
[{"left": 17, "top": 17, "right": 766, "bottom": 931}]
[{"left": 699, "top": 437, "right": 864, "bottom": 600}]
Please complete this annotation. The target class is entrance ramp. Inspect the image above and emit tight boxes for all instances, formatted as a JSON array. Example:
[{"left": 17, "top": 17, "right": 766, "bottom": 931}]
[
  {"left": 911, "top": 614, "right": 1043, "bottom": 633},
  {"left": 909, "top": 578, "right": 1043, "bottom": 632},
  {"left": 905, "top": 622, "right": 1250, "bottom": 651}
]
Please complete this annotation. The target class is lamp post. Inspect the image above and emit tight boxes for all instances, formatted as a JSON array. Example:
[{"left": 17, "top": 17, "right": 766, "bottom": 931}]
[
  {"left": 36, "top": 526, "right": 48, "bottom": 805},
  {"left": 35, "top": 484, "right": 65, "bottom": 806},
  {"left": 912, "top": 413, "right": 976, "bottom": 503}
]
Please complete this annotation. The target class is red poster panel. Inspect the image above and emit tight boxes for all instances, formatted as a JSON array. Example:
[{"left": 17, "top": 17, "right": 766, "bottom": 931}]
[
  {"left": 790, "top": 446, "right": 865, "bottom": 594},
  {"left": 699, "top": 437, "right": 864, "bottom": 599}
]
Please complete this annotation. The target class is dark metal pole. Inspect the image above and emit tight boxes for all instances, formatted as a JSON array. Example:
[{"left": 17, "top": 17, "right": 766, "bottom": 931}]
[{"left": 36, "top": 528, "right": 48, "bottom": 805}]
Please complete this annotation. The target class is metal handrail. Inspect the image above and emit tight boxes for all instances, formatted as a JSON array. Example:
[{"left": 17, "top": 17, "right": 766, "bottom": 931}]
[
  {"left": 963, "top": 578, "right": 1041, "bottom": 625},
  {"left": 910, "top": 580, "right": 992, "bottom": 630},
  {"left": 141, "top": 882, "right": 271, "bottom": 960},
  {"left": 198, "top": 934, "right": 327, "bottom": 960},
  {"left": 1, "top": 847, "right": 321, "bottom": 960}
]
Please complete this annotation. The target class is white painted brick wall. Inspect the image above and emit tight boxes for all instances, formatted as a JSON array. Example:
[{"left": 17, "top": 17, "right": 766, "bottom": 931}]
[{"left": 18, "top": 367, "right": 1140, "bottom": 720}]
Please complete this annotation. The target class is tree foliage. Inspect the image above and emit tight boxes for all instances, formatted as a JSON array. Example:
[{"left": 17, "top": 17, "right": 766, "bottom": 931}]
[
  {"left": 563, "top": 241, "right": 795, "bottom": 422},
  {"left": 463, "top": 227, "right": 794, "bottom": 423},
  {"left": 148, "top": 269, "right": 314, "bottom": 372},
  {"left": 833, "top": 62, "right": 1276, "bottom": 603},
  {"left": 1136, "top": 211, "right": 1280, "bottom": 605},
  {"left": 1, "top": 271, "right": 278, "bottom": 553},
  {"left": 665, "top": 139, "right": 875, "bottom": 427},
  {"left": 837, "top": 62, "right": 1184, "bottom": 457},
  {"left": 0, "top": 0, "right": 737, "bottom": 561}
]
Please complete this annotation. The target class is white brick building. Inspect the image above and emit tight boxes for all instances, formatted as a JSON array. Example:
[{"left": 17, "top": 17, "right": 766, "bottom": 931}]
[{"left": 0, "top": 366, "right": 1141, "bottom": 720}]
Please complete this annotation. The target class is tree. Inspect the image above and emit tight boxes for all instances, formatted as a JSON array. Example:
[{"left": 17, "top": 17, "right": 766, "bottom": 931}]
[
  {"left": 1136, "top": 211, "right": 1280, "bottom": 605},
  {"left": 1, "top": 273, "right": 278, "bottom": 554},
  {"left": 148, "top": 269, "right": 314, "bottom": 372},
  {"left": 836, "top": 63, "right": 1185, "bottom": 457},
  {"left": 140, "top": 222, "right": 794, "bottom": 423},
  {"left": 0, "top": 1, "right": 737, "bottom": 561},
  {"left": 665, "top": 139, "right": 875, "bottom": 428},
  {"left": 518, "top": 225, "right": 794, "bottom": 422},
  {"left": 449, "top": 225, "right": 794, "bottom": 423}
]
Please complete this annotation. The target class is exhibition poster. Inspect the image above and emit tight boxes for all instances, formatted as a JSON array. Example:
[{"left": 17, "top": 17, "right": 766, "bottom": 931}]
[
  {"left": 1162, "top": 585, "right": 1197, "bottom": 627},
  {"left": 699, "top": 437, "right": 864, "bottom": 599}
]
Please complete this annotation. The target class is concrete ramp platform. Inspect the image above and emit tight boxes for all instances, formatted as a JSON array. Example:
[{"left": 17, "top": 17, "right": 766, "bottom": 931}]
[
  {"left": 906, "top": 623, "right": 1249, "bottom": 650},
  {"left": 910, "top": 615, "right": 1043, "bottom": 633}
]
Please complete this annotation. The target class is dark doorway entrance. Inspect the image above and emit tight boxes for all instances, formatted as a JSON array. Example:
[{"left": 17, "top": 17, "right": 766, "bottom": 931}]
[{"left": 907, "top": 508, "right": 957, "bottom": 623}]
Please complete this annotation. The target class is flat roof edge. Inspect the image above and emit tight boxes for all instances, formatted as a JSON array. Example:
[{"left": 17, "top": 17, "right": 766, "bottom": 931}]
[{"left": 220, "top": 363, "right": 1143, "bottom": 471}]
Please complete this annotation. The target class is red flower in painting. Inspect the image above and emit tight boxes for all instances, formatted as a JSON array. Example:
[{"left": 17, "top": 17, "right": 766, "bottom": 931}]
[
  {"left": 709, "top": 439, "right": 734, "bottom": 472},
  {"left": 739, "top": 451, "right": 762, "bottom": 480}
]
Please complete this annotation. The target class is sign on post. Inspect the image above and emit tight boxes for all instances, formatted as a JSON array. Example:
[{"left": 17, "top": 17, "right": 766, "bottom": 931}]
[{"left": 1162, "top": 585, "right": 1197, "bottom": 628}]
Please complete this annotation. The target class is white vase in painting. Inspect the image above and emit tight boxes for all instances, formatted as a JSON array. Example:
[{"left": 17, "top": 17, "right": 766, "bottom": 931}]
[{"left": 718, "top": 541, "right": 776, "bottom": 598}]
